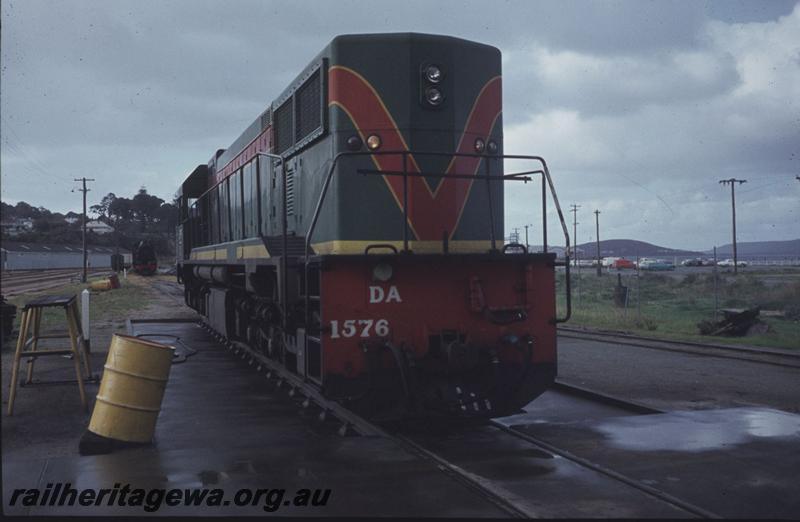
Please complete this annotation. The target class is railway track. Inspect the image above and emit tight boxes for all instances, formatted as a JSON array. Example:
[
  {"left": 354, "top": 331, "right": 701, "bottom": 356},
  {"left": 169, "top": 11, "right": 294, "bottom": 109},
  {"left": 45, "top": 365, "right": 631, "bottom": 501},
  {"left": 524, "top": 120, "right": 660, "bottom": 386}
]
[
  {"left": 1, "top": 269, "right": 111, "bottom": 297},
  {"left": 485, "top": 420, "right": 718, "bottom": 518},
  {"left": 194, "top": 317, "right": 721, "bottom": 518},
  {"left": 397, "top": 381, "right": 720, "bottom": 518},
  {"left": 559, "top": 326, "right": 800, "bottom": 369}
]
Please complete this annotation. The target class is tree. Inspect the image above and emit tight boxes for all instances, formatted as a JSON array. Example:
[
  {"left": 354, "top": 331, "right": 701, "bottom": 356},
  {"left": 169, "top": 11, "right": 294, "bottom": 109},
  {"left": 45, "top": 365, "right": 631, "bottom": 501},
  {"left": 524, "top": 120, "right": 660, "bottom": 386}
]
[
  {"left": 108, "top": 197, "right": 134, "bottom": 225},
  {"left": 132, "top": 187, "right": 164, "bottom": 231},
  {"left": 90, "top": 193, "right": 117, "bottom": 220},
  {"left": 13, "top": 201, "right": 38, "bottom": 218},
  {"left": 156, "top": 203, "right": 178, "bottom": 233},
  {"left": 1, "top": 201, "right": 15, "bottom": 220}
]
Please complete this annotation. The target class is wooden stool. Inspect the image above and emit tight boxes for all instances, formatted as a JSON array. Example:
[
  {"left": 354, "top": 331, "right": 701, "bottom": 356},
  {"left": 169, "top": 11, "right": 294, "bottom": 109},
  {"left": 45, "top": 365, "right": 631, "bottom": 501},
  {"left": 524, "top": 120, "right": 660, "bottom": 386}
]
[{"left": 7, "top": 295, "right": 94, "bottom": 415}]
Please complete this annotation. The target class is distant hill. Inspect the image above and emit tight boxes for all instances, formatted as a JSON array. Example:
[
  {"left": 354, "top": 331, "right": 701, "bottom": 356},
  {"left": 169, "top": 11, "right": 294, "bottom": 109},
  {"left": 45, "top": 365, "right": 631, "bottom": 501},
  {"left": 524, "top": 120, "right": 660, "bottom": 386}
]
[
  {"left": 532, "top": 238, "right": 800, "bottom": 259},
  {"left": 573, "top": 239, "right": 702, "bottom": 258},
  {"left": 712, "top": 239, "right": 800, "bottom": 257}
]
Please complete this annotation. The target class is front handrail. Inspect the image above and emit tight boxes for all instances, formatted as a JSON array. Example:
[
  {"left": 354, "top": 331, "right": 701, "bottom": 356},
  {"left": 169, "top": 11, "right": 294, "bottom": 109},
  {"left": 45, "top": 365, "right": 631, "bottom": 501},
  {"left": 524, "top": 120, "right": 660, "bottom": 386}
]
[{"left": 303, "top": 150, "right": 571, "bottom": 324}]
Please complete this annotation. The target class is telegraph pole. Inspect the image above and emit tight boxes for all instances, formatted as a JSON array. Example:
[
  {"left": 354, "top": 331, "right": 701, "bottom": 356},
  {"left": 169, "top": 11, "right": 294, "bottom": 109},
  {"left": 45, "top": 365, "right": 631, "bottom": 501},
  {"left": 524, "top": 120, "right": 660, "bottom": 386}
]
[
  {"left": 594, "top": 210, "right": 601, "bottom": 276},
  {"left": 719, "top": 178, "right": 746, "bottom": 275},
  {"left": 74, "top": 177, "right": 95, "bottom": 283},
  {"left": 570, "top": 204, "right": 580, "bottom": 267}
]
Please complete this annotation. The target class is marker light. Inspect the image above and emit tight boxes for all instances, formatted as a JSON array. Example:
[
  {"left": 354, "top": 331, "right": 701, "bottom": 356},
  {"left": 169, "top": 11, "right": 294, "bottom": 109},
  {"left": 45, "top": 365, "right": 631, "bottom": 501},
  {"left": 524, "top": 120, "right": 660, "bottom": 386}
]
[
  {"left": 372, "top": 263, "right": 393, "bottom": 282},
  {"left": 424, "top": 65, "right": 442, "bottom": 83},
  {"left": 425, "top": 87, "right": 444, "bottom": 106},
  {"left": 346, "top": 135, "right": 362, "bottom": 151},
  {"left": 366, "top": 134, "right": 382, "bottom": 151},
  {"left": 474, "top": 138, "right": 486, "bottom": 153},
  {"left": 487, "top": 140, "right": 499, "bottom": 154}
]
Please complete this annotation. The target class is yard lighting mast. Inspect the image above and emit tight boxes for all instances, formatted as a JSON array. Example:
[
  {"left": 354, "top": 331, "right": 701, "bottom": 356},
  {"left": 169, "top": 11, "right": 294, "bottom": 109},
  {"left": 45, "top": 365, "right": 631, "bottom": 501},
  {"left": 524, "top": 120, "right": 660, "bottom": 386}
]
[
  {"left": 74, "top": 177, "right": 95, "bottom": 283},
  {"left": 719, "top": 178, "right": 746, "bottom": 275}
]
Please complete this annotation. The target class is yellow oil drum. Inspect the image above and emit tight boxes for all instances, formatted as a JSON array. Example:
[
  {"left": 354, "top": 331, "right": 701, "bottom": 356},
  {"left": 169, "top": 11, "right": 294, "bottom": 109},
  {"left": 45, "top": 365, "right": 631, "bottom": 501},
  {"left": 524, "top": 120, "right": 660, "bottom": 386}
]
[
  {"left": 88, "top": 334, "right": 174, "bottom": 443},
  {"left": 89, "top": 279, "right": 113, "bottom": 291}
]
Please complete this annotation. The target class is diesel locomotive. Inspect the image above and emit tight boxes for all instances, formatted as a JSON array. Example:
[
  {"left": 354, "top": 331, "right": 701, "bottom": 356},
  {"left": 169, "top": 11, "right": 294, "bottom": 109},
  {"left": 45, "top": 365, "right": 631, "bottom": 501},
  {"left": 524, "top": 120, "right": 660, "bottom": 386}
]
[{"left": 177, "top": 33, "right": 571, "bottom": 420}]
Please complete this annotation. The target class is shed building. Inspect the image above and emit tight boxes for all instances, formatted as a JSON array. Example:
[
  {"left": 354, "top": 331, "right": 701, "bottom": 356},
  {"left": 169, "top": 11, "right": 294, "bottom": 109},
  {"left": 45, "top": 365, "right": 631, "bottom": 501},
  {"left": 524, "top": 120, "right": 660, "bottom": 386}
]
[{"left": 1, "top": 242, "right": 131, "bottom": 271}]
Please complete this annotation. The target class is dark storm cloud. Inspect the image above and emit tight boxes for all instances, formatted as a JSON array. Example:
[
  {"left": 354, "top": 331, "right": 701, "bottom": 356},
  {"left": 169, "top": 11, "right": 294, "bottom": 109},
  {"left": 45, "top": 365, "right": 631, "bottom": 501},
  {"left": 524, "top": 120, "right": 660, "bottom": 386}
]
[{"left": 1, "top": 0, "right": 798, "bottom": 250}]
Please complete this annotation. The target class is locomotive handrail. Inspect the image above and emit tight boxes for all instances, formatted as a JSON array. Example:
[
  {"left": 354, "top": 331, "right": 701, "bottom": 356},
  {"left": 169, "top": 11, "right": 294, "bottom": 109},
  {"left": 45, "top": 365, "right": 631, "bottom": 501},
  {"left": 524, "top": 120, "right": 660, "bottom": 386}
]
[
  {"left": 502, "top": 243, "right": 528, "bottom": 254},
  {"left": 303, "top": 150, "right": 571, "bottom": 324},
  {"left": 254, "top": 152, "right": 289, "bottom": 329},
  {"left": 364, "top": 244, "right": 399, "bottom": 255}
]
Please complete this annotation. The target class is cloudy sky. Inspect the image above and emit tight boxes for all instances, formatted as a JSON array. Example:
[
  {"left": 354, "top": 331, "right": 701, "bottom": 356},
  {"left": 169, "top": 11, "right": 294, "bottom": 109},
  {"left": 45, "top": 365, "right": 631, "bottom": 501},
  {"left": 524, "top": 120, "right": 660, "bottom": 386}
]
[{"left": 2, "top": 0, "right": 798, "bottom": 250}]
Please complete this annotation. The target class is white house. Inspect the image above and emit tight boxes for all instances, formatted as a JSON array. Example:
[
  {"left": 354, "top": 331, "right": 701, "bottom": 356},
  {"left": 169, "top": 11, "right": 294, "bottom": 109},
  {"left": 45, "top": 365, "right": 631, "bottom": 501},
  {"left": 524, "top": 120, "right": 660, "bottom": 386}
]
[
  {"left": 0, "top": 218, "right": 34, "bottom": 236},
  {"left": 86, "top": 219, "right": 114, "bottom": 235}
]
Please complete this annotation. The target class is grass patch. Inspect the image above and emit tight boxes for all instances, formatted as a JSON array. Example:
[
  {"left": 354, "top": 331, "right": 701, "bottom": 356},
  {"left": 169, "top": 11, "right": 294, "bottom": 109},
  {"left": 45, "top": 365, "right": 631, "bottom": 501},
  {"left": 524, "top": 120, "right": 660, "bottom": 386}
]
[
  {"left": 4, "top": 277, "right": 151, "bottom": 348},
  {"left": 558, "top": 269, "right": 800, "bottom": 350}
]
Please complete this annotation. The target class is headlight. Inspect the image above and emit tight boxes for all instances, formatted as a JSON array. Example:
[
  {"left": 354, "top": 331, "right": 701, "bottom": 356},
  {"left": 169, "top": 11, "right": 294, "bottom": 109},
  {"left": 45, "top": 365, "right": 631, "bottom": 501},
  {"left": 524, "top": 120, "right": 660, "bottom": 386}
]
[
  {"left": 474, "top": 138, "right": 486, "bottom": 153},
  {"left": 487, "top": 140, "right": 499, "bottom": 154},
  {"left": 424, "top": 65, "right": 442, "bottom": 83},
  {"left": 366, "top": 134, "right": 382, "bottom": 150},
  {"left": 372, "top": 263, "right": 393, "bottom": 282},
  {"left": 425, "top": 87, "right": 444, "bottom": 106}
]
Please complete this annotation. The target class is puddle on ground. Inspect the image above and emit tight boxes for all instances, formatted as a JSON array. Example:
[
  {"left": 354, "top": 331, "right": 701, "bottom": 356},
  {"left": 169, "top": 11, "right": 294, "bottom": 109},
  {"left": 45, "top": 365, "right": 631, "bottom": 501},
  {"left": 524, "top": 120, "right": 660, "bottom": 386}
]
[{"left": 594, "top": 408, "right": 800, "bottom": 452}]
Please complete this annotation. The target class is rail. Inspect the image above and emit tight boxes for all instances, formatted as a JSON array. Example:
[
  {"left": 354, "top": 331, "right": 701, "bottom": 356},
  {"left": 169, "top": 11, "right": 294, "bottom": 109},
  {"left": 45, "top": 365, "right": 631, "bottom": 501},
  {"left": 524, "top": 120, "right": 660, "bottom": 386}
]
[{"left": 303, "top": 150, "right": 572, "bottom": 324}]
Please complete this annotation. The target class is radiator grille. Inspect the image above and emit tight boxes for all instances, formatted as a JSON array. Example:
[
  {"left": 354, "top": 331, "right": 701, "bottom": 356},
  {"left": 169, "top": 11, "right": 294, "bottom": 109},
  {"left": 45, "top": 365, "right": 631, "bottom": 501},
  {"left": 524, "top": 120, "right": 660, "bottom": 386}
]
[
  {"left": 295, "top": 70, "right": 321, "bottom": 141},
  {"left": 274, "top": 100, "right": 293, "bottom": 154}
]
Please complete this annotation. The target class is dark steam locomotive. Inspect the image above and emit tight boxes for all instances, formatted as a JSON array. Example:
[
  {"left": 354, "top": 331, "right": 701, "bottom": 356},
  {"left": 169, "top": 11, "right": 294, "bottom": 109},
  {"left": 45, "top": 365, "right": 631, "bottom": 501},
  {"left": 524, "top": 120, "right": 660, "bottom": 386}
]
[
  {"left": 177, "top": 33, "right": 571, "bottom": 420},
  {"left": 132, "top": 240, "right": 158, "bottom": 276}
]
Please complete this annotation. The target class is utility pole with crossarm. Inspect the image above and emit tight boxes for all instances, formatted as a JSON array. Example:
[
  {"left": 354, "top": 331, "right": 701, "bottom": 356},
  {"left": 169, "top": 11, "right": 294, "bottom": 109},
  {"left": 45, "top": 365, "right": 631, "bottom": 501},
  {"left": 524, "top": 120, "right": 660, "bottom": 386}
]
[
  {"left": 74, "top": 177, "right": 95, "bottom": 283},
  {"left": 719, "top": 178, "right": 746, "bottom": 275},
  {"left": 594, "top": 209, "right": 601, "bottom": 277}
]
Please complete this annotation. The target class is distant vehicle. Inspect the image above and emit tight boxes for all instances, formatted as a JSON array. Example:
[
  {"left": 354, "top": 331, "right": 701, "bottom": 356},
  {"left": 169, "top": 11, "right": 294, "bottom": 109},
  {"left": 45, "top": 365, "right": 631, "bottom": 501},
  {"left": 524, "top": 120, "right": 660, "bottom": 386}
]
[
  {"left": 700, "top": 259, "right": 716, "bottom": 266},
  {"left": 681, "top": 258, "right": 703, "bottom": 267},
  {"left": 612, "top": 258, "right": 636, "bottom": 269},
  {"left": 639, "top": 258, "right": 675, "bottom": 271},
  {"left": 601, "top": 257, "right": 620, "bottom": 268},
  {"left": 132, "top": 240, "right": 158, "bottom": 276},
  {"left": 717, "top": 259, "right": 747, "bottom": 268},
  {"left": 577, "top": 259, "right": 597, "bottom": 267}
]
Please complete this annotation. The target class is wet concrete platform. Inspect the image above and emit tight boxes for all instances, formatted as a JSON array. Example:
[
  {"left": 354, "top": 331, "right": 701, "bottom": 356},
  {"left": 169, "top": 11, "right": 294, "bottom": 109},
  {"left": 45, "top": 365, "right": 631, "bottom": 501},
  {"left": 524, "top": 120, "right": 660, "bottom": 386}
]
[
  {"left": 500, "top": 405, "right": 800, "bottom": 518},
  {"left": 3, "top": 320, "right": 506, "bottom": 517},
  {"left": 6, "top": 319, "right": 799, "bottom": 517}
]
